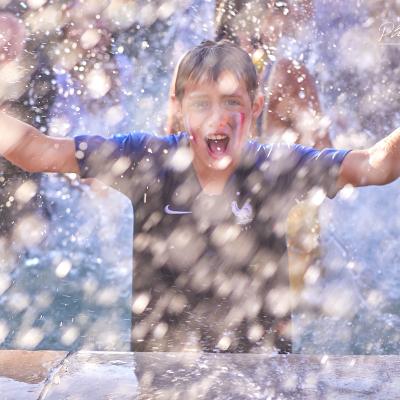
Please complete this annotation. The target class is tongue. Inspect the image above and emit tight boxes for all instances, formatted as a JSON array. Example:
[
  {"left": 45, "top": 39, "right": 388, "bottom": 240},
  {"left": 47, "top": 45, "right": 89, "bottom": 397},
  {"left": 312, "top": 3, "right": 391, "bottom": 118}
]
[{"left": 208, "top": 138, "right": 229, "bottom": 155}]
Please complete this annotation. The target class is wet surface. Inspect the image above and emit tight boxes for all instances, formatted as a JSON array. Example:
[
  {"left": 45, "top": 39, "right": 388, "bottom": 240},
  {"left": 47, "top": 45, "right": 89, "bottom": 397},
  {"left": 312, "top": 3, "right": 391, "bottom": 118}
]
[
  {"left": 0, "top": 350, "right": 67, "bottom": 400},
  {"left": 43, "top": 351, "right": 138, "bottom": 399},
  {"left": 133, "top": 353, "right": 400, "bottom": 399},
  {"left": 1, "top": 350, "right": 400, "bottom": 399}
]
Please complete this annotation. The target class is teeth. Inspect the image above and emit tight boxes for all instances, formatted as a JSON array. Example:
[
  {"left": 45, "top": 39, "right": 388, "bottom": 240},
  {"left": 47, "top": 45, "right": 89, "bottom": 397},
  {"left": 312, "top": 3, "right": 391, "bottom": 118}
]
[{"left": 207, "top": 134, "right": 228, "bottom": 140}]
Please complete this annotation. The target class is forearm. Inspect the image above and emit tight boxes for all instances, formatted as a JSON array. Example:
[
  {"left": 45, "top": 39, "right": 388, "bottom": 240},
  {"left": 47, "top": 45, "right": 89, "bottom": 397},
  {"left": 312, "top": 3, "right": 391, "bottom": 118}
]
[
  {"left": 0, "top": 110, "right": 39, "bottom": 172},
  {"left": 0, "top": 110, "right": 79, "bottom": 174},
  {"left": 337, "top": 127, "right": 400, "bottom": 189}
]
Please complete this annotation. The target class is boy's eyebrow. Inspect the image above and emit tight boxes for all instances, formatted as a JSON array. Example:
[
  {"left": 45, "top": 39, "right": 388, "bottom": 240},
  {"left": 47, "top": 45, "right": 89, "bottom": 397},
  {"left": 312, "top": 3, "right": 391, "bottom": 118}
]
[
  {"left": 187, "top": 92, "right": 244, "bottom": 99},
  {"left": 187, "top": 92, "right": 209, "bottom": 99},
  {"left": 222, "top": 93, "right": 243, "bottom": 98}
]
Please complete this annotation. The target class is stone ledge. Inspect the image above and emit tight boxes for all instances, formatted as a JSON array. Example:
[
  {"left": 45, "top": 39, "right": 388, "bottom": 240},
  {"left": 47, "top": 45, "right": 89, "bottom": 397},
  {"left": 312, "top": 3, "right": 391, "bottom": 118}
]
[{"left": 1, "top": 350, "right": 400, "bottom": 399}]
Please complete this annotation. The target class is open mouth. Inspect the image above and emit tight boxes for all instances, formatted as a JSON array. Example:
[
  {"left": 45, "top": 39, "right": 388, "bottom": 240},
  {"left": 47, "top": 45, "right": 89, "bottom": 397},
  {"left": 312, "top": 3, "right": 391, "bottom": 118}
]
[{"left": 206, "top": 134, "right": 230, "bottom": 157}]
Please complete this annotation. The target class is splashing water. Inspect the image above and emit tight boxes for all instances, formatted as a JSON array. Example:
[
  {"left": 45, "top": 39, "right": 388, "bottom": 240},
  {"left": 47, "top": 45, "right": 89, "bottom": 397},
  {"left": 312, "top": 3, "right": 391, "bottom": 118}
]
[{"left": 1, "top": 0, "right": 400, "bottom": 356}]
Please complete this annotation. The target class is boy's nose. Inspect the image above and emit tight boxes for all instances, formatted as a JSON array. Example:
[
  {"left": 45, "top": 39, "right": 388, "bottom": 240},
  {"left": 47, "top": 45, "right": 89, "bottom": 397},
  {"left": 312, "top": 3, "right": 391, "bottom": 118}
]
[{"left": 209, "top": 107, "right": 230, "bottom": 131}]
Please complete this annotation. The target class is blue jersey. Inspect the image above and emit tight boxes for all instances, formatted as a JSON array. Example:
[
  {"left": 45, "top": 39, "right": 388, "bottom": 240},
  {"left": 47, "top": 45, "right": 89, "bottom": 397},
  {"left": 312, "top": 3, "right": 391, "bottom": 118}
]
[{"left": 74, "top": 131, "right": 350, "bottom": 353}]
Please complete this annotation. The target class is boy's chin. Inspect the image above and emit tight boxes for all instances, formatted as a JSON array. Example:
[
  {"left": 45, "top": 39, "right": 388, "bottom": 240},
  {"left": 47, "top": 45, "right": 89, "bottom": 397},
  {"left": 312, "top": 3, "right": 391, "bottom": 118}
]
[{"left": 207, "top": 155, "right": 234, "bottom": 170}]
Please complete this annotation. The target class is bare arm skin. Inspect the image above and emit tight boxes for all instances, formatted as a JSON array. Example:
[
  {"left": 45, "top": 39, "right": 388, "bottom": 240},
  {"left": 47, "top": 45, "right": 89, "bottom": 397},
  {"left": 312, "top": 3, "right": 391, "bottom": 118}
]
[
  {"left": 0, "top": 110, "right": 79, "bottom": 174},
  {"left": 338, "top": 128, "right": 400, "bottom": 189},
  {"left": 262, "top": 58, "right": 332, "bottom": 149}
]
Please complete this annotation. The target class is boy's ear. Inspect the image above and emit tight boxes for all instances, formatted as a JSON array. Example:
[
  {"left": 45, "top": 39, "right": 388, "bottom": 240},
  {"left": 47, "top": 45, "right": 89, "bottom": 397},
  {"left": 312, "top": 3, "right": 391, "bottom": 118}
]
[{"left": 252, "top": 92, "right": 265, "bottom": 120}]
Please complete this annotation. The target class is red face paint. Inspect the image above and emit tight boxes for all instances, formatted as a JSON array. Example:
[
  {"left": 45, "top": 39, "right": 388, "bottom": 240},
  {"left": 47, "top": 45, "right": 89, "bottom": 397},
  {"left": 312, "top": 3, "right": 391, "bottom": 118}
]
[
  {"left": 236, "top": 111, "right": 246, "bottom": 143},
  {"left": 239, "top": 112, "right": 245, "bottom": 129}
]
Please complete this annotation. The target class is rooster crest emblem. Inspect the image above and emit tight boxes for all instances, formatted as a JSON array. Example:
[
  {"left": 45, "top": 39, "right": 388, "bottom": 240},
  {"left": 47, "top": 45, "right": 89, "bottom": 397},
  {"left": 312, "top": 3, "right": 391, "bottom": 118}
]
[{"left": 231, "top": 199, "right": 253, "bottom": 225}]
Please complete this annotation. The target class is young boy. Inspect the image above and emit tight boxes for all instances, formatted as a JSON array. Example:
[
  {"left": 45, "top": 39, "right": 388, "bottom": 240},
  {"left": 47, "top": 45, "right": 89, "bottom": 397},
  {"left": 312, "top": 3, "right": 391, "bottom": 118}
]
[{"left": 0, "top": 40, "right": 398, "bottom": 353}]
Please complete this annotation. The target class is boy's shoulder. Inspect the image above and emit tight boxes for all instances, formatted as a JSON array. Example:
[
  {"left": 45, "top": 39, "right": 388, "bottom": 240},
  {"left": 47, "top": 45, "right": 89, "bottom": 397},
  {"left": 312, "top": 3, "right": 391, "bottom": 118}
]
[
  {"left": 242, "top": 140, "right": 303, "bottom": 166},
  {"left": 245, "top": 139, "right": 347, "bottom": 164},
  {"left": 242, "top": 140, "right": 349, "bottom": 180}
]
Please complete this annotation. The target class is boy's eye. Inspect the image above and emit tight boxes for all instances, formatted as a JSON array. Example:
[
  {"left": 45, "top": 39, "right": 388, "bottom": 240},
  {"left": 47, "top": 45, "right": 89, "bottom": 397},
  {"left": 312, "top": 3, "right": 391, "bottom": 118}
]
[
  {"left": 225, "top": 98, "right": 241, "bottom": 106},
  {"left": 191, "top": 100, "right": 209, "bottom": 109}
]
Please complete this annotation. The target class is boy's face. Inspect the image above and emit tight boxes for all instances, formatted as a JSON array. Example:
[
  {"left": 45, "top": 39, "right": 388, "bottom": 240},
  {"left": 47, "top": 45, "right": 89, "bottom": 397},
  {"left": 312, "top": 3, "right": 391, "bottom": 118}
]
[{"left": 178, "top": 71, "right": 263, "bottom": 171}]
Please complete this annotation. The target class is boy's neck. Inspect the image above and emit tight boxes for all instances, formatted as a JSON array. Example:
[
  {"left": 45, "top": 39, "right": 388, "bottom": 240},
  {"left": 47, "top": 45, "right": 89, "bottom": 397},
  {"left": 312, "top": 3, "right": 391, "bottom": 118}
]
[{"left": 192, "top": 156, "right": 237, "bottom": 195}]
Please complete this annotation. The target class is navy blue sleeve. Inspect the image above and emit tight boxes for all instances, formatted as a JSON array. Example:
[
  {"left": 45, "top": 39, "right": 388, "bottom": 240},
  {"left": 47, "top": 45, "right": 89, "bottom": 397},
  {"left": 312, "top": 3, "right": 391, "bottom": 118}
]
[
  {"left": 73, "top": 132, "right": 165, "bottom": 199},
  {"left": 291, "top": 144, "right": 351, "bottom": 199},
  {"left": 260, "top": 143, "right": 351, "bottom": 200}
]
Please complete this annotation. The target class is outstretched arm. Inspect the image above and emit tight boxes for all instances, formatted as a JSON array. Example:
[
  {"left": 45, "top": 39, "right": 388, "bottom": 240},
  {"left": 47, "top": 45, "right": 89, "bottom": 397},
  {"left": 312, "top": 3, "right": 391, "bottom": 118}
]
[
  {"left": 337, "top": 127, "right": 400, "bottom": 189},
  {"left": 0, "top": 110, "right": 79, "bottom": 174}
]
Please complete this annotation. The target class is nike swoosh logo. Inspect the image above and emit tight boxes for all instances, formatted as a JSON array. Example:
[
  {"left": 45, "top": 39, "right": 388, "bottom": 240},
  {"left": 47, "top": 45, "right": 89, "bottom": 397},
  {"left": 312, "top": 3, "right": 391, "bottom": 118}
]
[{"left": 164, "top": 204, "right": 192, "bottom": 215}]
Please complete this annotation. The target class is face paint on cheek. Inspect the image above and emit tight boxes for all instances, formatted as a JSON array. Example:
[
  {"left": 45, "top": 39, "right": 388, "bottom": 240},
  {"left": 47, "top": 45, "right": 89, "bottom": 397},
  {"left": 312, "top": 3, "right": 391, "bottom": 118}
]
[
  {"left": 239, "top": 112, "right": 246, "bottom": 140},
  {"left": 240, "top": 112, "right": 245, "bottom": 128},
  {"left": 231, "top": 112, "right": 246, "bottom": 144}
]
